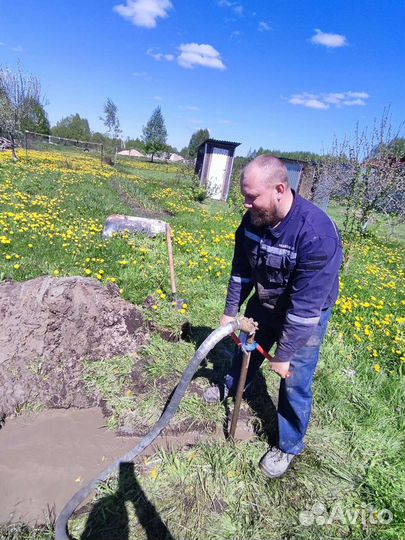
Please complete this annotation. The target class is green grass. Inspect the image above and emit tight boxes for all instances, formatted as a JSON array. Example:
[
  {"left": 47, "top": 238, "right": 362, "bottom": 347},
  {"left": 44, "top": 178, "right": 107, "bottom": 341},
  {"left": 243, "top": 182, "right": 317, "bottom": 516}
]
[
  {"left": 328, "top": 200, "right": 405, "bottom": 244},
  {"left": 82, "top": 355, "right": 137, "bottom": 430},
  {"left": 1, "top": 149, "right": 404, "bottom": 540}
]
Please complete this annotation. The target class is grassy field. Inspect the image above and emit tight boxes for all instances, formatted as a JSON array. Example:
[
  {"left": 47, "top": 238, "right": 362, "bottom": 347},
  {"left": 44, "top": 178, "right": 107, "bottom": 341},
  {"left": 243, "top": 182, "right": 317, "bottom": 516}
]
[{"left": 0, "top": 149, "right": 404, "bottom": 539}]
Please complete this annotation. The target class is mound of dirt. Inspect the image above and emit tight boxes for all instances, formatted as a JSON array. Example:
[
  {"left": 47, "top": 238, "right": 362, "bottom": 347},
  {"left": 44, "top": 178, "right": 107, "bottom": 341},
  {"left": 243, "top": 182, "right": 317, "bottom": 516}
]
[{"left": 0, "top": 276, "right": 147, "bottom": 417}]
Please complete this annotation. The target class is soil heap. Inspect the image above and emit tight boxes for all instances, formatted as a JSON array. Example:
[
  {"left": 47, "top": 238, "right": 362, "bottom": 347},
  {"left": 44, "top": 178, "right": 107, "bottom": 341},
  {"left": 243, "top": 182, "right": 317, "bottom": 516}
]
[{"left": 0, "top": 276, "right": 146, "bottom": 417}]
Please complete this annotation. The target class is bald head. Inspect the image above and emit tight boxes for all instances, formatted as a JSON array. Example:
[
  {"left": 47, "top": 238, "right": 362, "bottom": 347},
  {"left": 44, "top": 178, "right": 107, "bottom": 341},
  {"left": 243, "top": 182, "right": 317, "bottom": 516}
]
[
  {"left": 242, "top": 155, "right": 289, "bottom": 188},
  {"left": 240, "top": 155, "right": 293, "bottom": 227}
]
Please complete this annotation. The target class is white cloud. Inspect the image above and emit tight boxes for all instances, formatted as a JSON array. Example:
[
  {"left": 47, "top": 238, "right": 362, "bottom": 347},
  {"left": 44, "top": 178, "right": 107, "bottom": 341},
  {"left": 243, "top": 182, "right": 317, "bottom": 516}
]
[
  {"left": 147, "top": 42, "right": 226, "bottom": 70},
  {"left": 289, "top": 91, "right": 369, "bottom": 109},
  {"left": 113, "top": 0, "right": 173, "bottom": 29},
  {"left": 343, "top": 99, "right": 367, "bottom": 106},
  {"left": 146, "top": 48, "right": 174, "bottom": 61},
  {"left": 258, "top": 21, "right": 271, "bottom": 32},
  {"left": 177, "top": 43, "right": 226, "bottom": 70},
  {"left": 218, "top": 1, "right": 243, "bottom": 17},
  {"left": 311, "top": 28, "right": 347, "bottom": 48},
  {"left": 346, "top": 91, "right": 369, "bottom": 99},
  {"left": 153, "top": 95, "right": 162, "bottom": 100},
  {"left": 323, "top": 92, "right": 345, "bottom": 104},
  {"left": 290, "top": 95, "right": 329, "bottom": 110}
]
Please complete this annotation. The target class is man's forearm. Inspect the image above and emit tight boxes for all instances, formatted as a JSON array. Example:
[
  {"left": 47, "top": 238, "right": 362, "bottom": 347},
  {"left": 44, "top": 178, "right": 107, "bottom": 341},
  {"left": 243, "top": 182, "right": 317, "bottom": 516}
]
[{"left": 224, "top": 277, "right": 253, "bottom": 317}]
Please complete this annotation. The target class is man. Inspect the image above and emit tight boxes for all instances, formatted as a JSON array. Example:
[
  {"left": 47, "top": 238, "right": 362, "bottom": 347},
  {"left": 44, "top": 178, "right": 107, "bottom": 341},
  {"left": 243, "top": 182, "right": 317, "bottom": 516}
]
[{"left": 203, "top": 155, "right": 343, "bottom": 478}]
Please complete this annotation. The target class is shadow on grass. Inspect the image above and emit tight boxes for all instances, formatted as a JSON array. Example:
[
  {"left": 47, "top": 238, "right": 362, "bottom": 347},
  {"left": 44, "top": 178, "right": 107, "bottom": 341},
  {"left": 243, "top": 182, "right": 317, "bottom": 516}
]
[
  {"left": 184, "top": 324, "right": 278, "bottom": 447},
  {"left": 80, "top": 462, "right": 174, "bottom": 540}
]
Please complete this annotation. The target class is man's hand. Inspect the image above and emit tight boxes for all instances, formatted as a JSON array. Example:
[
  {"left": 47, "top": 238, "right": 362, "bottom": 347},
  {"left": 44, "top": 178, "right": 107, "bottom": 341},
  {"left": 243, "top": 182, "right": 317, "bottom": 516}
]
[
  {"left": 270, "top": 360, "right": 292, "bottom": 379},
  {"left": 220, "top": 314, "right": 236, "bottom": 327}
]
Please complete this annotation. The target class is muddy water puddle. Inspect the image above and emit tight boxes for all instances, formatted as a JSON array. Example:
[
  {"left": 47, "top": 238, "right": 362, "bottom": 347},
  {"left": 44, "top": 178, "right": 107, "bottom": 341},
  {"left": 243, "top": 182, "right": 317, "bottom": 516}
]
[{"left": 0, "top": 407, "right": 254, "bottom": 524}]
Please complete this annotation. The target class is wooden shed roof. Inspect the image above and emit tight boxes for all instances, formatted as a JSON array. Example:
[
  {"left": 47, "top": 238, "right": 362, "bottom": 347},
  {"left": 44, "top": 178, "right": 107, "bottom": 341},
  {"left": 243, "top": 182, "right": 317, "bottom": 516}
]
[{"left": 197, "top": 138, "right": 241, "bottom": 149}]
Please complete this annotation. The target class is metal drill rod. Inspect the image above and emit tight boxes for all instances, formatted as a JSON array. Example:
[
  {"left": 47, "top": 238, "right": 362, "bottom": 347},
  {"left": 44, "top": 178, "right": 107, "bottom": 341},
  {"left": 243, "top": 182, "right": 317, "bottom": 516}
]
[{"left": 229, "top": 330, "right": 256, "bottom": 439}]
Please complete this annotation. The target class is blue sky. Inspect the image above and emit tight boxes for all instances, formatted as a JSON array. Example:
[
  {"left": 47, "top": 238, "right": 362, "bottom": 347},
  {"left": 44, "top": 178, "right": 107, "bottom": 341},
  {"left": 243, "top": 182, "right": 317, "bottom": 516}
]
[{"left": 1, "top": 0, "right": 404, "bottom": 155}]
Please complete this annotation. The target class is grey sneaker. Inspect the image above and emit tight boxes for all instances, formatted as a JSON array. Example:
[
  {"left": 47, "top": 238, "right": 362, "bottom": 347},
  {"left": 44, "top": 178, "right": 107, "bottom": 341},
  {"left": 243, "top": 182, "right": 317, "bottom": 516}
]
[
  {"left": 203, "top": 384, "right": 230, "bottom": 404},
  {"left": 259, "top": 447, "right": 295, "bottom": 478}
]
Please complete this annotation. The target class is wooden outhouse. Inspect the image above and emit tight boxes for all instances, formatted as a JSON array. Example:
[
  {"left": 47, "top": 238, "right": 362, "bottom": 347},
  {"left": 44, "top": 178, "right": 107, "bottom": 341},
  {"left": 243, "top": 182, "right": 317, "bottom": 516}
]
[{"left": 195, "top": 138, "right": 240, "bottom": 201}]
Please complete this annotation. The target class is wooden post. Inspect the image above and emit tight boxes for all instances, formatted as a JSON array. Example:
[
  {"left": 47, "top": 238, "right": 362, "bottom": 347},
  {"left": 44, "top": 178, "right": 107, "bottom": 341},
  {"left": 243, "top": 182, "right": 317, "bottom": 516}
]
[{"left": 165, "top": 223, "right": 177, "bottom": 302}]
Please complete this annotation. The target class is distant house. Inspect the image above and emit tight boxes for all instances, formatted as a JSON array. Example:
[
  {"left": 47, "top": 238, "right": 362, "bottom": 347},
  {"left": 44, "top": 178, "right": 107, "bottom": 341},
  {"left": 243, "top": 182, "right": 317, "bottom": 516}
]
[
  {"left": 118, "top": 149, "right": 144, "bottom": 158},
  {"left": 0, "top": 137, "right": 12, "bottom": 151},
  {"left": 168, "top": 153, "right": 185, "bottom": 162},
  {"left": 277, "top": 156, "right": 332, "bottom": 211},
  {"left": 195, "top": 138, "right": 241, "bottom": 201}
]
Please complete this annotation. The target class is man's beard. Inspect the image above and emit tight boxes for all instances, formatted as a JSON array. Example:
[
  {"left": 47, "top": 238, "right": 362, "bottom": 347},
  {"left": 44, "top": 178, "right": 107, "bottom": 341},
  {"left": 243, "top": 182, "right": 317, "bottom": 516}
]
[{"left": 250, "top": 209, "right": 277, "bottom": 227}]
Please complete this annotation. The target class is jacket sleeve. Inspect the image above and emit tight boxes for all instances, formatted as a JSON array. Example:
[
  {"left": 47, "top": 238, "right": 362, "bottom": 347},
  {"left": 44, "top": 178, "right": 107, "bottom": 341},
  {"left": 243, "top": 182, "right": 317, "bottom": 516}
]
[
  {"left": 224, "top": 215, "right": 254, "bottom": 317},
  {"left": 274, "top": 231, "right": 343, "bottom": 362}
]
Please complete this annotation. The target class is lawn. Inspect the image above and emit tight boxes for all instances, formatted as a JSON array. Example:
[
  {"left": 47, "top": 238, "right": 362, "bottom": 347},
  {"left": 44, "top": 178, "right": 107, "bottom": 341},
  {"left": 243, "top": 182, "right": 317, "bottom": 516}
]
[{"left": 0, "top": 149, "right": 404, "bottom": 540}]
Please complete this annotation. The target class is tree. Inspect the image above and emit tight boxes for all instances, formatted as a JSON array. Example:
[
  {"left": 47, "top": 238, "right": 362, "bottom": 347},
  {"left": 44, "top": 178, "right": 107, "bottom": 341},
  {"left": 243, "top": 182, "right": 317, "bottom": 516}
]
[
  {"left": 20, "top": 97, "right": 50, "bottom": 135},
  {"left": 125, "top": 137, "right": 146, "bottom": 153},
  {"left": 51, "top": 114, "right": 91, "bottom": 141},
  {"left": 0, "top": 64, "right": 45, "bottom": 160},
  {"left": 165, "top": 143, "right": 178, "bottom": 154},
  {"left": 248, "top": 147, "right": 323, "bottom": 162},
  {"left": 388, "top": 137, "right": 405, "bottom": 158},
  {"left": 371, "top": 137, "right": 405, "bottom": 160},
  {"left": 315, "top": 111, "right": 405, "bottom": 248},
  {"left": 91, "top": 132, "right": 110, "bottom": 144},
  {"left": 179, "top": 146, "right": 189, "bottom": 158},
  {"left": 142, "top": 106, "right": 168, "bottom": 162},
  {"left": 187, "top": 128, "right": 209, "bottom": 159},
  {"left": 100, "top": 98, "right": 122, "bottom": 141}
]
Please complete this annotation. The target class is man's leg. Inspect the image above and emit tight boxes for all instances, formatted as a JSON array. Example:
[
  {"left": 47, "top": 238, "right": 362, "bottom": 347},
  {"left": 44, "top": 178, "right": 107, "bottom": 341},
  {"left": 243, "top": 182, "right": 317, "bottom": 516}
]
[
  {"left": 224, "top": 327, "right": 276, "bottom": 395},
  {"left": 259, "top": 308, "right": 332, "bottom": 478},
  {"left": 277, "top": 308, "right": 332, "bottom": 456},
  {"left": 204, "top": 295, "right": 276, "bottom": 403}
]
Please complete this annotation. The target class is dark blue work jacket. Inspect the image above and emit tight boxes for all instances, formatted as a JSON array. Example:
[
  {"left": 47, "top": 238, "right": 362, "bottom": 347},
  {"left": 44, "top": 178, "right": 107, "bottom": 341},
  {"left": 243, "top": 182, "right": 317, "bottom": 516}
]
[{"left": 224, "top": 192, "right": 343, "bottom": 362}]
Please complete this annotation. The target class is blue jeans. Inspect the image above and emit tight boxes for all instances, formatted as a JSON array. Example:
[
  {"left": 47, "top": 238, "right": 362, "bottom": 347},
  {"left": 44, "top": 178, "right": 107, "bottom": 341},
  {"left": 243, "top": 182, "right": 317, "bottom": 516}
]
[{"left": 224, "top": 300, "right": 332, "bottom": 455}]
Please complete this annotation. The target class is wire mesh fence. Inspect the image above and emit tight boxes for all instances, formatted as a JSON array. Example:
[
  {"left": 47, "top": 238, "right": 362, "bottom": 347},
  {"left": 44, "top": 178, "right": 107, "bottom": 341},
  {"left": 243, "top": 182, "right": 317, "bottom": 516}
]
[{"left": 21, "top": 130, "right": 104, "bottom": 164}]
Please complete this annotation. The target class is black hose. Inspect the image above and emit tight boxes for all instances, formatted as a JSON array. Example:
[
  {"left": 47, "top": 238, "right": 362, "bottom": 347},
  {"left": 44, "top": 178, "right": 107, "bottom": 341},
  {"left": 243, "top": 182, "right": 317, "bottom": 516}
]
[{"left": 55, "top": 319, "right": 242, "bottom": 540}]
